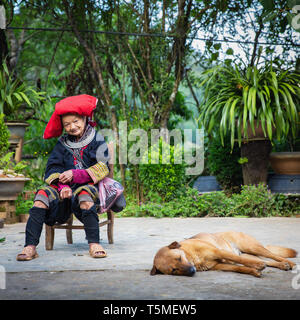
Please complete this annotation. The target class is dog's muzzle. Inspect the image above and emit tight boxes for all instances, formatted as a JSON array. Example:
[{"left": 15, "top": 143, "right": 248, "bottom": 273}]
[{"left": 187, "top": 266, "right": 196, "bottom": 276}]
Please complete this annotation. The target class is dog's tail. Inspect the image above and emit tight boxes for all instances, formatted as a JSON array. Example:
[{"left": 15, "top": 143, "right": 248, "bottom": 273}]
[{"left": 266, "top": 245, "right": 297, "bottom": 258}]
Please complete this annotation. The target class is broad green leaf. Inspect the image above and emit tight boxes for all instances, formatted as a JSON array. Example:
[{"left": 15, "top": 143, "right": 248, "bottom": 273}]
[
  {"left": 13, "top": 92, "right": 23, "bottom": 102},
  {"left": 19, "top": 92, "right": 31, "bottom": 106}
]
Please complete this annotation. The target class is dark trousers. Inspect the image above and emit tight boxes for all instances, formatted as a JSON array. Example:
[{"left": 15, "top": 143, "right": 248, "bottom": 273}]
[
  {"left": 25, "top": 203, "right": 100, "bottom": 246},
  {"left": 25, "top": 207, "right": 48, "bottom": 247}
]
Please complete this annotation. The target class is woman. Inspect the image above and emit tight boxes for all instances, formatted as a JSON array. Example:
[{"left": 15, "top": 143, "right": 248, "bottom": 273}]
[{"left": 17, "top": 94, "right": 125, "bottom": 261}]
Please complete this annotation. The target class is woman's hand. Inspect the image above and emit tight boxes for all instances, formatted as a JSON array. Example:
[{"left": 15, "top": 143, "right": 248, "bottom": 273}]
[
  {"left": 60, "top": 186, "right": 72, "bottom": 199},
  {"left": 59, "top": 170, "right": 73, "bottom": 184}
]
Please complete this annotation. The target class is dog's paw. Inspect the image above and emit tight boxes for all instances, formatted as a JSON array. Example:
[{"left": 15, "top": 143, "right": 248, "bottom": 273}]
[
  {"left": 288, "top": 261, "right": 296, "bottom": 270},
  {"left": 251, "top": 269, "right": 262, "bottom": 278},
  {"left": 252, "top": 261, "right": 266, "bottom": 271},
  {"left": 277, "top": 262, "right": 292, "bottom": 271}
]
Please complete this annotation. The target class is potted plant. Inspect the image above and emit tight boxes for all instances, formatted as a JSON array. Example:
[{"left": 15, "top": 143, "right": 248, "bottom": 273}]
[
  {"left": 269, "top": 113, "right": 300, "bottom": 175},
  {"left": 198, "top": 62, "right": 300, "bottom": 185},
  {"left": 0, "top": 115, "right": 30, "bottom": 223},
  {"left": 0, "top": 61, "right": 45, "bottom": 162},
  {"left": 0, "top": 152, "right": 30, "bottom": 199},
  {"left": 269, "top": 149, "right": 300, "bottom": 175},
  {"left": 267, "top": 130, "right": 300, "bottom": 194}
]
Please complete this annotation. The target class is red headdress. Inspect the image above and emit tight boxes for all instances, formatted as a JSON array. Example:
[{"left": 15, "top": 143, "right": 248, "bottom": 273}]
[{"left": 43, "top": 94, "right": 98, "bottom": 139}]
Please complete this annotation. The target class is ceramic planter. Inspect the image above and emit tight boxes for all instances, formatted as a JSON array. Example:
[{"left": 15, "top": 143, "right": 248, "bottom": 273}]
[
  {"left": 241, "top": 120, "right": 275, "bottom": 141},
  {"left": 0, "top": 176, "right": 30, "bottom": 224},
  {"left": 269, "top": 152, "right": 300, "bottom": 175},
  {"left": 193, "top": 176, "right": 222, "bottom": 193},
  {"left": 0, "top": 176, "right": 31, "bottom": 200},
  {"left": 268, "top": 174, "right": 300, "bottom": 194}
]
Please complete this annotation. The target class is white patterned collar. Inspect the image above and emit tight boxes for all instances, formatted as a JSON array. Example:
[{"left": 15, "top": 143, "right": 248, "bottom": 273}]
[{"left": 60, "top": 125, "right": 96, "bottom": 149}]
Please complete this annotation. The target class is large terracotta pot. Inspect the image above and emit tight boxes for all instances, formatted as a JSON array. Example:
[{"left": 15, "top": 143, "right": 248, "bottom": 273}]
[
  {"left": 241, "top": 120, "right": 275, "bottom": 140},
  {"left": 269, "top": 152, "right": 300, "bottom": 175}
]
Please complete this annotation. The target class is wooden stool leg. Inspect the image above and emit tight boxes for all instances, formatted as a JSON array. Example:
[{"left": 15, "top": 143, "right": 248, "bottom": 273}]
[
  {"left": 66, "top": 215, "right": 73, "bottom": 244},
  {"left": 45, "top": 225, "right": 54, "bottom": 250},
  {"left": 107, "top": 210, "right": 114, "bottom": 244},
  {"left": 66, "top": 229, "right": 73, "bottom": 244}
]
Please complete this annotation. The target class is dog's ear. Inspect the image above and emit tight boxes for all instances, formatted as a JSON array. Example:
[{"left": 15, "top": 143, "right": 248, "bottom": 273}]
[
  {"left": 150, "top": 266, "right": 158, "bottom": 275},
  {"left": 168, "top": 241, "right": 181, "bottom": 249},
  {"left": 150, "top": 266, "right": 163, "bottom": 275}
]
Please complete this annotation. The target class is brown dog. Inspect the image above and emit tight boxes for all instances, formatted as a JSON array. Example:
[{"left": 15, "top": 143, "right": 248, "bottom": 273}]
[{"left": 150, "top": 231, "right": 297, "bottom": 277}]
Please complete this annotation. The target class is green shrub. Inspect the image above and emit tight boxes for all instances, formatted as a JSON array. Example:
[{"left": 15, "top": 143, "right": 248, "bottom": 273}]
[
  {"left": 227, "top": 184, "right": 297, "bottom": 217},
  {"left": 23, "top": 112, "right": 58, "bottom": 156},
  {"left": 139, "top": 138, "right": 187, "bottom": 201},
  {"left": 272, "top": 193, "right": 300, "bottom": 215},
  {"left": 15, "top": 193, "right": 34, "bottom": 215},
  {"left": 206, "top": 132, "right": 243, "bottom": 193},
  {"left": 122, "top": 187, "right": 233, "bottom": 218},
  {"left": 121, "top": 184, "right": 298, "bottom": 218},
  {"left": 0, "top": 152, "right": 28, "bottom": 175},
  {"left": 230, "top": 184, "right": 276, "bottom": 217},
  {"left": 196, "top": 191, "right": 234, "bottom": 217},
  {"left": 16, "top": 200, "right": 34, "bottom": 215},
  {"left": 23, "top": 156, "right": 48, "bottom": 189}
]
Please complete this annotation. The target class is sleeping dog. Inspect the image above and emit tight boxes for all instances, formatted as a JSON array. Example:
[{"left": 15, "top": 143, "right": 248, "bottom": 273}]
[{"left": 150, "top": 231, "right": 297, "bottom": 277}]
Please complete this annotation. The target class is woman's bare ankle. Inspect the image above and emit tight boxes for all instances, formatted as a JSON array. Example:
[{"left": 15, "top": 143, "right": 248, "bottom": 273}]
[
  {"left": 26, "top": 245, "right": 36, "bottom": 249},
  {"left": 89, "top": 242, "right": 100, "bottom": 247}
]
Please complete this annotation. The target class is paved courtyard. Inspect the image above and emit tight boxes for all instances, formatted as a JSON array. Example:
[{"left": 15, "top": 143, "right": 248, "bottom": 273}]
[{"left": 0, "top": 217, "right": 300, "bottom": 300}]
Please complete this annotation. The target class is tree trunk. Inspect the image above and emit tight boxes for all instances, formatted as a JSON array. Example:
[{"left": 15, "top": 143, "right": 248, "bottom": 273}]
[
  {"left": 0, "top": 0, "right": 8, "bottom": 65},
  {"left": 64, "top": 1, "right": 127, "bottom": 192},
  {"left": 241, "top": 140, "right": 272, "bottom": 185},
  {"left": 0, "top": 29, "right": 8, "bottom": 65}
]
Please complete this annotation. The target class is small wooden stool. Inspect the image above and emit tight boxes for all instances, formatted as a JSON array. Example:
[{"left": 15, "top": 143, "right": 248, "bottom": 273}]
[
  {"left": 45, "top": 209, "right": 114, "bottom": 250},
  {"left": 45, "top": 142, "right": 116, "bottom": 250}
]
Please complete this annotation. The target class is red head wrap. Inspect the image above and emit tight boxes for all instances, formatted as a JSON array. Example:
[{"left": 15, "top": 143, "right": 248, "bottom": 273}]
[{"left": 43, "top": 94, "right": 98, "bottom": 139}]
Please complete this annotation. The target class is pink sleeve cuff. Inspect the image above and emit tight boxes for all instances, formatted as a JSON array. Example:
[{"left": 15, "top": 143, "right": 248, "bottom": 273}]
[
  {"left": 57, "top": 183, "right": 70, "bottom": 192},
  {"left": 71, "top": 169, "right": 92, "bottom": 184}
]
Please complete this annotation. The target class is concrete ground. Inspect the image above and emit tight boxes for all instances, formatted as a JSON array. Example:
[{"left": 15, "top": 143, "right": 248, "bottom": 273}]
[{"left": 0, "top": 217, "right": 300, "bottom": 300}]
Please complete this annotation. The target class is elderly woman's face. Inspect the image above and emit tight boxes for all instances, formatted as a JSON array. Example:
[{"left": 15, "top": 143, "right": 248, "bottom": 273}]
[{"left": 61, "top": 114, "right": 86, "bottom": 138}]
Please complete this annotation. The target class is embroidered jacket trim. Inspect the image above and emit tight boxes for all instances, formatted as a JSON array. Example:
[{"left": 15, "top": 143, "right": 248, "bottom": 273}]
[{"left": 86, "top": 161, "right": 109, "bottom": 184}]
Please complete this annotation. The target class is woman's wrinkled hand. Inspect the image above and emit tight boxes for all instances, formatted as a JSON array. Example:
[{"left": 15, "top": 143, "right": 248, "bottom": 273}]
[
  {"left": 60, "top": 186, "right": 72, "bottom": 199},
  {"left": 59, "top": 170, "right": 73, "bottom": 184}
]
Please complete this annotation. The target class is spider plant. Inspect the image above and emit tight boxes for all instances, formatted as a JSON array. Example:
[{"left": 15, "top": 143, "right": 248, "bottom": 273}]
[
  {"left": 0, "top": 62, "right": 45, "bottom": 121},
  {"left": 198, "top": 63, "right": 300, "bottom": 148}
]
